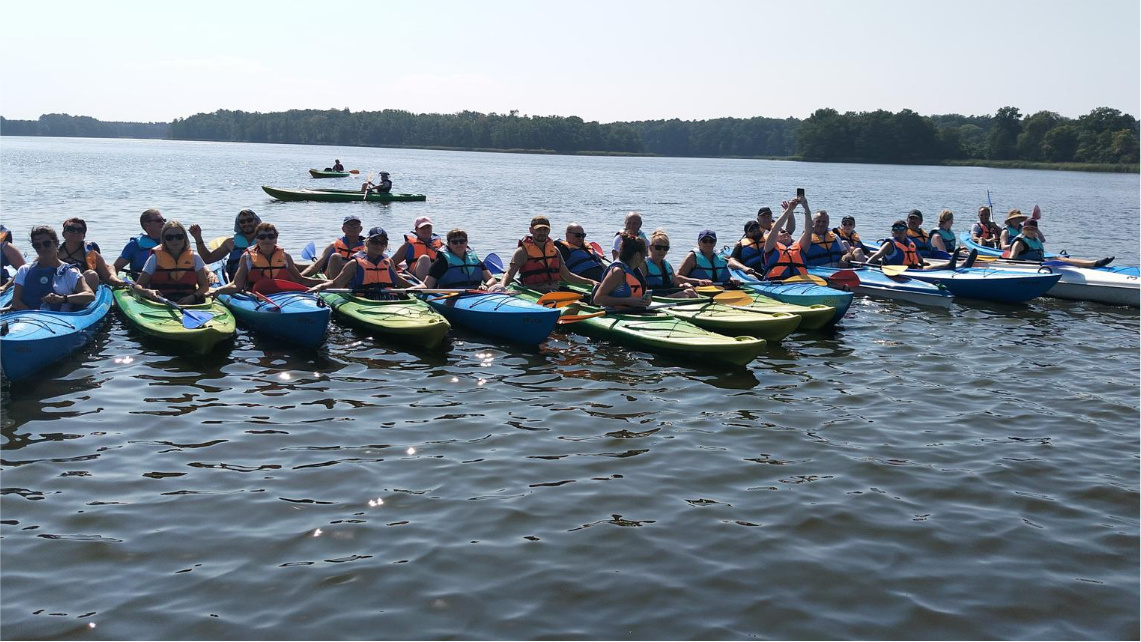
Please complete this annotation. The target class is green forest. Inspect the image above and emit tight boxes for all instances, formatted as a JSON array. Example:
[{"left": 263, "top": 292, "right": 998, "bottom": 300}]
[{"left": 2, "top": 106, "right": 1137, "bottom": 169}]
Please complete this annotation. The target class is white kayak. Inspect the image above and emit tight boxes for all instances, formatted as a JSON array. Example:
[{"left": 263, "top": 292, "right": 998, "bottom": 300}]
[{"left": 972, "top": 259, "right": 1139, "bottom": 307}]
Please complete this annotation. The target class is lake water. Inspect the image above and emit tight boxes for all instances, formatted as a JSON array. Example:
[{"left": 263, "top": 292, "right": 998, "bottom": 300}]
[{"left": 1, "top": 137, "right": 1138, "bottom": 640}]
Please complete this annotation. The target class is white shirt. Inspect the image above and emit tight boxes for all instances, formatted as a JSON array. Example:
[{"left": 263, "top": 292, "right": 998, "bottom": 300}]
[
  {"left": 612, "top": 229, "right": 650, "bottom": 255},
  {"left": 13, "top": 263, "right": 83, "bottom": 311}
]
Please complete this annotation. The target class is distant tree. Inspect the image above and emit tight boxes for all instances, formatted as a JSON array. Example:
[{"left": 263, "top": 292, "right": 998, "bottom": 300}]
[
  {"left": 987, "top": 106, "right": 1022, "bottom": 160},
  {"left": 1040, "top": 123, "right": 1080, "bottom": 162},
  {"left": 1017, "top": 111, "right": 1064, "bottom": 161}
]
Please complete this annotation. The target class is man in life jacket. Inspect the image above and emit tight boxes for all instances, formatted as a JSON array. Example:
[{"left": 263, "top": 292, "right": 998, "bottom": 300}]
[
  {"left": 555, "top": 223, "right": 606, "bottom": 281},
  {"left": 726, "top": 220, "right": 766, "bottom": 275},
  {"left": 905, "top": 209, "right": 934, "bottom": 257},
  {"left": 799, "top": 210, "right": 857, "bottom": 267},
  {"left": 302, "top": 214, "right": 367, "bottom": 280},
  {"left": 756, "top": 194, "right": 812, "bottom": 279},
  {"left": 309, "top": 227, "right": 423, "bottom": 298},
  {"left": 833, "top": 215, "right": 869, "bottom": 261},
  {"left": 113, "top": 209, "right": 165, "bottom": 277},
  {"left": 499, "top": 215, "right": 598, "bottom": 293},
  {"left": 57, "top": 217, "right": 123, "bottom": 290},
  {"left": 611, "top": 211, "right": 650, "bottom": 260},
  {"left": 970, "top": 206, "right": 1002, "bottom": 249},
  {"left": 1, "top": 223, "right": 28, "bottom": 290},
  {"left": 391, "top": 216, "right": 444, "bottom": 281},
  {"left": 332, "top": 159, "right": 344, "bottom": 172},
  {"left": 191, "top": 209, "right": 262, "bottom": 281}
]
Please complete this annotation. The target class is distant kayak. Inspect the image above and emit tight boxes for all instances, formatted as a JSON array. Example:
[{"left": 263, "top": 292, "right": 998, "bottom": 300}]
[
  {"left": 957, "top": 231, "right": 1140, "bottom": 277},
  {"left": 1, "top": 285, "right": 113, "bottom": 381},
  {"left": 263, "top": 186, "right": 427, "bottom": 203},
  {"left": 309, "top": 169, "right": 350, "bottom": 178}
]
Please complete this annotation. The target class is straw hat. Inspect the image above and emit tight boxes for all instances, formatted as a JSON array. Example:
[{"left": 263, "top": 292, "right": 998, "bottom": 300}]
[{"left": 1004, "top": 209, "right": 1029, "bottom": 225}]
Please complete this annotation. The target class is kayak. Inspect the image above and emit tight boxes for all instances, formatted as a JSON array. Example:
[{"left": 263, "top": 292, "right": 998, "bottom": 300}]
[
  {"left": 728, "top": 268, "right": 853, "bottom": 326},
  {"left": 510, "top": 285, "right": 767, "bottom": 366},
  {"left": 651, "top": 297, "right": 802, "bottom": 341},
  {"left": 737, "top": 293, "right": 837, "bottom": 331},
  {"left": 309, "top": 169, "right": 350, "bottom": 178},
  {"left": 949, "top": 254, "right": 1138, "bottom": 307},
  {"left": 417, "top": 291, "right": 562, "bottom": 346},
  {"left": 808, "top": 265, "right": 954, "bottom": 309},
  {"left": 319, "top": 292, "right": 451, "bottom": 349},
  {"left": 113, "top": 277, "right": 236, "bottom": 354},
  {"left": 262, "top": 186, "right": 427, "bottom": 203},
  {"left": 216, "top": 289, "right": 331, "bottom": 348},
  {"left": 897, "top": 265, "right": 1062, "bottom": 303},
  {"left": 958, "top": 231, "right": 1140, "bottom": 277},
  {"left": 1, "top": 285, "right": 113, "bottom": 381}
]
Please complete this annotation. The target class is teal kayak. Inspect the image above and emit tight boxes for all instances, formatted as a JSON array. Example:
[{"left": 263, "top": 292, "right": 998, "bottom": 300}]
[
  {"left": 728, "top": 268, "right": 853, "bottom": 325},
  {"left": 417, "top": 291, "right": 562, "bottom": 346},
  {"left": 1, "top": 285, "right": 113, "bottom": 381},
  {"left": 216, "top": 290, "right": 330, "bottom": 348},
  {"left": 262, "top": 186, "right": 426, "bottom": 203}
]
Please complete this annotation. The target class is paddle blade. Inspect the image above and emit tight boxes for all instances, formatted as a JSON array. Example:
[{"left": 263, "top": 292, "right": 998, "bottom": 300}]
[
  {"left": 557, "top": 311, "right": 606, "bottom": 325},
  {"left": 207, "top": 236, "right": 229, "bottom": 252},
  {"left": 712, "top": 290, "right": 753, "bottom": 306},
  {"left": 879, "top": 264, "right": 909, "bottom": 276},
  {"left": 301, "top": 241, "right": 317, "bottom": 261},
  {"left": 694, "top": 285, "right": 725, "bottom": 295},
  {"left": 827, "top": 269, "right": 861, "bottom": 289},
  {"left": 255, "top": 279, "right": 309, "bottom": 294},
  {"left": 348, "top": 169, "right": 360, "bottom": 174},
  {"left": 484, "top": 252, "right": 504, "bottom": 275},
  {"left": 182, "top": 309, "right": 216, "bottom": 329},
  {"left": 781, "top": 274, "right": 829, "bottom": 286},
  {"left": 536, "top": 291, "right": 583, "bottom": 308},
  {"left": 589, "top": 241, "right": 605, "bottom": 257},
  {"left": 1031, "top": 204, "right": 1041, "bottom": 220}
]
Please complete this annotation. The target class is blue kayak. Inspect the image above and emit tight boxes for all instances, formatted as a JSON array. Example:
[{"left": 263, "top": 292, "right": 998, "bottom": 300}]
[
  {"left": 418, "top": 291, "right": 561, "bottom": 345},
  {"left": 958, "top": 232, "right": 1139, "bottom": 277},
  {"left": 901, "top": 265, "right": 1061, "bottom": 303},
  {"left": 727, "top": 268, "right": 853, "bottom": 325},
  {"left": 216, "top": 289, "right": 330, "bottom": 348},
  {"left": 808, "top": 265, "right": 954, "bottom": 309},
  {"left": 1, "top": 285, "right": 113, "bottom": 381}
]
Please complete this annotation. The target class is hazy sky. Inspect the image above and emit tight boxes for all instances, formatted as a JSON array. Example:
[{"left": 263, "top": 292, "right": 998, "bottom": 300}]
[{"left": 1, "top": 0, "right": 1138, "bottom": 124}]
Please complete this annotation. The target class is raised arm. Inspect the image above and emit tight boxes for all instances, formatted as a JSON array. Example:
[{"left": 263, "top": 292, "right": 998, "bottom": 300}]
[{"left": 190, "top": 225, "right": 233, "bottom": 264}]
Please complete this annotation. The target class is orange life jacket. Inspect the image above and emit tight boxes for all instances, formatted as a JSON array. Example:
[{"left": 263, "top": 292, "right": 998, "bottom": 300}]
[
  {"left": 246, "top": 245, "right": 287, "bottom": 287},
  {"left": 518, "top": 236, "right": 561, "bottom": 285},
  {"left": 353, "top": 253, "right": 395, "bottom": 287},
  {"left": 333, "top": 236, "right": 366, "bottom": 259},
  {"left": 764, "top": 243, "right": 809, "bottom": 279},
  {"left": 150, "top": 247, "right": 198, "bottom": 296},
  {"left": 403, "top": 232, "right": 443, "bottom": 262},
  {"left": 886, "top": 238, "right": 921, "bottom": 267}
]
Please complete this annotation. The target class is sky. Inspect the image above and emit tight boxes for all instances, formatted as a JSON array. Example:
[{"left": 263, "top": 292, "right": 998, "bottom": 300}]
[{"left": 1, "top": 0, "right": 1138, "bottom": 124}]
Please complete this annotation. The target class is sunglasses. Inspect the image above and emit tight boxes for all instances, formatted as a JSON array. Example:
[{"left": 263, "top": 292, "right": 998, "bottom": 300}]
[
  {"left": 891, "top": 226, "right": 907, "bottom": 232},
  {"left": 699, "top": 238, "right": 716, "bottom": 244},
  {"left": 164, "top": 234, "right": 186, "bottom": 241},
  {"left": 31, "top": 239, "right": 57, "bottom": 250},
  {"left": 448, "top": 238, "right": 468, "bottom": 245},
  {"left": 237, "top": 218, "right": 256, "bottom": 225},
  {"left": 64, "top": 225, "right": 87, "bottom": 234},
  {"left": 652, "top": 244, "right": 670, "bottom": 251},
  {"left": 146, "top": 218, "right": 165, "bottom": 225},
  {"left": 570, "top": 232, "right": 586, "bottom": 238},
  {"left": 256, "top": 233, "right": 278, "bottom": 240},
  {"left": 367, "top": 237, "right": 388, "bottom": 244}
]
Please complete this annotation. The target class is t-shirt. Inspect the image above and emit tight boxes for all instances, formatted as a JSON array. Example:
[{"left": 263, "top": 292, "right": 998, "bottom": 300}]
[
  {"left": 140, "top": 253, "right": 206, "bottom": 275},
  {"left": 13, "top": 263, "right": 83, "bottom": 311},
  {"left": 118, "top": 235, "right": 160, "bottom": 272},
  {"left": 612, "top": 230, "right": 650, "bottom": 255}
]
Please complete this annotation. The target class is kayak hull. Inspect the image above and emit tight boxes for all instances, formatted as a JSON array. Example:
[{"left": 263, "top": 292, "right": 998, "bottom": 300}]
[
  {"left": 419, "top": 291, "right": 561, "bottom": 346},
  {"left": 217, "top": 291, "right": 331, "bottom": 348},
  {"left": 653, "top": 298, "right": 802, "bottom": 341},
  {"left": 1, "top": 285, "right": 113, "bottom": 381},
  {"left": 738, "top": 294, "right": 836, "bottom": 331},
  {"left": 319, "top": 292, "right": 451, "bottom": 349},
  {"left": 729, "top": 268, "right": 853, "bottom": 325},
  {"left": 958, "top": 231, "right": 1140, "bottom": 277},
  {"left": 902, "top": 267, "right": 1061, "bottom": 303},
  {"left": 808, "top": 266, "right": 954, "bottom": 309},
  {"left": 309, "top": 169, "right": 350, "bottom": 178},
  {"left": 112, "top": 283, "right": 236, "bottom": 354},
  {"left": 262, "top": 186, "right": 426, "bottom": 203}
]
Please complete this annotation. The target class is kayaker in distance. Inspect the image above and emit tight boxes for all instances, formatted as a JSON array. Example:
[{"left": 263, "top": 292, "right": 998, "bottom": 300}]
[
  {"left": 391, "top": 217, "right": 444, "bottom": 281},
  {"left": 905, "top": 210, "right": 935, "bottom": 257},
  {"left": 611, "top": 211, "right": 649, "bottom": 260},
  {"left": 555, "top": 223, "right": 606, "bottom": 281},
  {"left": 57, "top": 217, "right": 125, "bottom": 290},
  {"left": 301, "top": 214, "right": 367, "bottom": 280},
  {"left": 928, "top": 210, "right": 957, "bottom": 257},
  {"left": 970, "top": 206, "right": 1002, "bottom": 249},
  {"left": 113, "top": 209, "right": 165, "bottom": 278},
  {"left": 499, "top": 215, "right": 597, "bottom": 293},
  {"left": 132, "top": 221, "right": 212, "bottom": 305},
  {"left": 678, "top": 228, "right": 733, "bottom": 283},
  {"left": 423, "top": 228, "right": 505, "bottom": 291},
  {"left": 1, "top": 224, "right": 28, "bottom": 289},
  {"left": 833, "top": 215, "right": 869, "bottom": 261},
  {"left": 361, "top": 172, "right": 392, "bottom": 195},
  {"left": 191, "top": 209, "right": 261, "bottom": 281},
  {"left": 332, "top": 159, "right": 344, "bottom": 172},
  {"left": 592, "top": 233, "right": 652, "bottom": 309},
  {"left": 309, "top": 227, "right": 423, "bottom": 297},
  {"left": 641, "top": 229, "right": 704, "bottom": 297},
  {"left": 9, "top": 225, "right": 95, "bottom": 312},
  {"left": 212, "top": 222, "right": 324, "bottom": 295},
  {"left": 1005, "top": 219, "right": 1113, "bottom": 268}
]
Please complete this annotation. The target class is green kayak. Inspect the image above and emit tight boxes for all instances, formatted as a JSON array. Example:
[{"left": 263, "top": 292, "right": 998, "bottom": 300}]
[
  {"left": 319, "top": 292, "right": 451, "bottom": 349},
  {"left": 511, "top": 286, "right": 766, "bottom": 366},
  {"left": 112, "top": 285, "right": 236, "bottom": 354},
  {"left": 652, "top": 297, "right": 801, "bottom": 341},
  {"left": 738, "top": 293, "right": 836, "bottom": 331},
  {"left": 309, "top": 169, "right": 350, "bottom": 178},
  {"left": 262, "top": 186, "right": 427, "bottom": 203}
]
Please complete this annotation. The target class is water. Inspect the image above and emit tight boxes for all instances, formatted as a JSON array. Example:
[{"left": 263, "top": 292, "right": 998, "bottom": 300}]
[{"left": 1, "top": 138, "right": 1137, "bottom": 640}]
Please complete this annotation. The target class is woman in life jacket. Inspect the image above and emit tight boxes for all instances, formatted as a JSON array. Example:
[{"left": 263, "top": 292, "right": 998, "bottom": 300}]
[
  {"left": 133, "top": 220, "right": 212, "bottom": 305},
  {"left": 865, "top": 220, "right": 926, "bottom": 268},
  {"left": 423, "top": 228, "right": 504, "bottom": 291},
  {"left": 391, "top": 216, "right": 443, "bottom": 281},
  {"left": 301, "top": 214, "right": 367, "bottom": 280},
  {"left": 1005, "top": 219, "right": 1113, "bottom": 268},
  {"left": 499, "top": 215, "right": 597, "bottom": 293},
  {"left": 0, "top": 224, "right": 27, "bottom": 290},
  {"left": 677, "top": 229, "right": 732, "bottom": 283},
  {"left": 928, "top": 209, "right": 957, "bottom": 258},
  {"left": 10, "top": 225, "right": 95, "bottom": 312},
  {"left": 592, "top": 233, "right": 651, "bottom": 309},
  {"left": 641, "top": 229, "right": 704, "bottom": 298},
  {"left": 999, "top": 209, "right": 1029, "bottom": 252},
  {"left": 191, "top": 209, "right": 261, "bottom": 281},
  {"left": 309, "top": 227, "right": 422, "bottom": 298},
  {"left": 215, "top": 222, "right": 324, "bottom": 296},
  {"left": 970, "top": 206, "right": 1002, "bottom": 249},
  {"left": 833, "top": 215, "right": 869, "bottom": 262},
  {"left": 57, "top": 217, "right": 123, "bottom": 290}
]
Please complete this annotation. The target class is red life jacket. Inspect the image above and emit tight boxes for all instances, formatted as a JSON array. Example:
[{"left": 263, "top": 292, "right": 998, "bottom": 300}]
[
  {"left": 764, "top": 243, "right": 809, "bottom": 279},
  {"left": 518, "top": 236, "right": 561, "bottom": 285}
]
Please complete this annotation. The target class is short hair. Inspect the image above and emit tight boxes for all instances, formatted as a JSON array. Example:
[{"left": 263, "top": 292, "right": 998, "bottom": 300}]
[
  {"left": 30, "top": 225, "right": 58, "bottom": 244},
  {"left": 938, "top": 209, "right": 954, "bottom": 224},
  {"left": 813, "top": 210, "right": 829, "bottom": 222},
  {"left": 978, "top": 206, "right": 991, "bottom": 216},
  {"left": 63, "top": 217, "right": 87, "bottom": 231},
  {"left": 617, "top": 232, "right": 647, "bottom": 263},
  {"left": 254, "top": 222, "right": 278, "bottom": 237},
  {"left": 140, "top": 208, "right": 162, "bottom": 226},
  {"left": 446, "top": 228, "right": 468, "bottom": 243}
]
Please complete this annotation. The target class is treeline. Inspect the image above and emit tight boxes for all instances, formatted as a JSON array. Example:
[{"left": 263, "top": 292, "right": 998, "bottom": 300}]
[
  {"left": 798, "top": 106, "right": 1140, "bottom": 164},
  {"left": 3, "top": 107, "right": 1137, "bottom": 167},
  {"left": 0, "top": 113, "right": 169, "bottom": 139}
]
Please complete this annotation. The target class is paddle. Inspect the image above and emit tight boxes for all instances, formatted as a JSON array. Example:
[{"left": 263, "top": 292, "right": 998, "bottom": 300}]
[
  {"left": 348, "top": 170, "right": 360, "bottom": 175},
  {"left": 252, "top": 291, "right": 282, "bottom": 311},
  {"left": 780, "top": 274, "right": 830, "bottom": 286},
  {"left": 300, "top": 241, "right": 317, "bottom": 262},
  {"left": 255, "top": 278, "right": 311, "bottom": 294},
  {"left": 154, "top": 294, "right": 216, "bottom": 329},
  {"left": 363, "top": 172, "right": 373, "bottom": 200},
  {"left": 879, "top": 264, "right": 909, "bottom": 276},
  {"left": 590, "top": 241, "right": 605, "bottom": 257},
  {"left": 484, "top": 252, "right": 504, "bottom": 275}
]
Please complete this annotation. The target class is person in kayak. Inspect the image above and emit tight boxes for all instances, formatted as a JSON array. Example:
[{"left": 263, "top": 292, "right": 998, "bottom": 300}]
[
  {"left": 499, "top": 215, "right": 597, "bottom": 293},
  {"left": 970, "top": 206, "right": 1002, "bottom": 249},
  {"left": 726, "top": 220, "right": 766, "bottom": 274},
  {"left": 332, "top": 160, "right": 344, "bottom": 172},
  {"left": 555, "top": 223, "right": 606, "bottom": 281},
  {"left": 113, "top": 209, "right": 165, "bottom": 277},
  {"left": 191, "top": 209, "right": 261, "bottom": 281},
  {"left": 757, "top": 205, "right": 795, "bottom": 238},
  {"left": 999, "top": 209, "right": 1034, "bottom": 251},
  {"left": 905, "top": 209, "right": 934, "bottom": 257},
  {"left": 132, "top": 221, "right": 212, "bottom": 305},
  {"left": 833, "top": 215, "right": 869, "bottom": 261},
  {"left": 678, "top": 229, "right": 732, "bottom": 283},
  {"left": 0, "top": 224, "right": 27, "bottom": 289},
  {"left": 611, "top": 211, "right": 649, "bottom": 260},
  {"left": 361, "top": 172, "right": 392, "bottom": 195},
  {"left": 309, "top": 227, "right": 422, "bottom": 298},
  {"left": 423, "top": 228, "right": 505, "bottom": 291},
  {"left": 10, "top": 225, "right": 95, "bottom": 312},
  {"left": 800, "top": 210, "right": 857, "bottom": 267},
  {"left": 213, "top": 222, "right": 323, "bottom": 295},
  {"left": 866, "top": 220, "right": 977, "bottom": 270},
  {"left": 641, "top": 229, "right": 705, "bottom": 297},
  {"left": 928, "top": 210, "right": 957, "bottom": 257},
  {"left": 57, "top": 217, "right": 124, "bottom": 290},
  {"left": 757, "top": 194, "right": 813, "bottom": 279},
  {"left": 301, "top": 214, "right": 367, "bottom": 280},
  {"left": 592, "top": 233, "right": 652, "bottom": 309},
  {"left": 1005, "top": 219, "right": 1113, "bottom": 268},
  {"left": 392, "top": 216, "right": 444, "bottom": 281}
]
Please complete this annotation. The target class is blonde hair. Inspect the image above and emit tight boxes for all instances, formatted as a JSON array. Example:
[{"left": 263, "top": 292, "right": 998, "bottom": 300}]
[
  {"left": 650, "top": 228, "right": 670, "bottom": 245},
  {"left": 159, "top": 220, "right": 190, "bottom": 254},
  {"left": 938, "top": 209, "right": 954, "bottom": 225}
]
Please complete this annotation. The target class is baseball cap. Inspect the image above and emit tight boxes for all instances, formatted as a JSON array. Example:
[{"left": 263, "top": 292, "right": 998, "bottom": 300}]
[
  {"left": 757, "top": 207, "right": 773, "bottom": 218},
  {"left": 698, "top": 229, "right": 717, "bottom": 242},
  {"left": 908, "top": 209, "right": 923, "bottom": 221},
  {"left": 413, "top": 216, "right": 433, "bottom": 229},
  {"left": 367, "top": 226, "right": 388, "bottom": 240},
  {"left": 343, "top": 214, "right": 362, "bottom": 224},
  {"left": 530, "top": 216, "right": 551, "bottom": 230},
  {"left": 744, "top": 220, "right": 761, "bottom": 233}
]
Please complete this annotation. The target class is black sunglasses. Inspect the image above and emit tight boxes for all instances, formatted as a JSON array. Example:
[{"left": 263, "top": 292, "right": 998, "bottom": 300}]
[
  {"left": 64, "top": 225, "right": 86, "bottom": 233},
  {"left": 448, "top": 238, "right": 468, "bottom": 244},
  {"left": 652, "top": 244, "right": 670, "bottom": 251},
  {"left": 699, "top": 237, "right": 716, "bottom": 243},
  {"left": 256, "top": 233, "right": 278, "bottom": 240},
  {"left": 31, "top": 239, "right": 57, "bottom": 250},
  {"left": 237, "top": 218, "right": 256, "bottom": 224},
  {"left": 571, "top": 232, "right": 586, "bottom": 238},
  {"left": 164, "top": 234, "right": 186, "bottom": 241},
  {"left": 891, "top": 225, "right": 907, "bottom": 232},
  {"left": 367, "top": 236, "right": 388, "bottom": 244}
]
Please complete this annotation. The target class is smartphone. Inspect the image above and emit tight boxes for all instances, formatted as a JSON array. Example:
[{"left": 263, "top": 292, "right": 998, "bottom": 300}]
[{"left": 796, "top": 188, "right": 806, "bottom": 198}]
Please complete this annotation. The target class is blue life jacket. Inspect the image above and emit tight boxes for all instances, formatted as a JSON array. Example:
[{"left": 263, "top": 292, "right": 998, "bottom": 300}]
[
  {"left": 884, "top": 238, "right": 920, "bottom": 266},
  {"left": 688, "top": 251, "right": 730, "bottom": 283},
  {"left": 643, "top": 258, "right": 675, "bottom": 288},
  {"left": 906, "top": 228, "right": 932, "bottom": 256},
  {"left": 737, "top": 238, "right": 765, "bottom": 269},
  {"left": 436, "top": 249, "right": 483, "bottom": 288},
  {"left": 803, "top": 232, "right": 846, "bottom": 266},
  {"left": 593, "top": 261, "right": 647, "bottom": 302},
  {"left": 1011, "top": 235, "right": 1044, "bottom": 261},
  {"left": 19, "top": 262, "right": 78, "bottom": 310},
  {"left": 0, "top": 241, "right": 11, "bottom": 285},
  {"left": 226, "top": 233, "right": 255, "bottom": 279},
  {"left": 558, "top": 240, "right": 604, "bottom": 279},
  {"left": 123, "top": 234, "right": 160, "bottom": 274}
]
